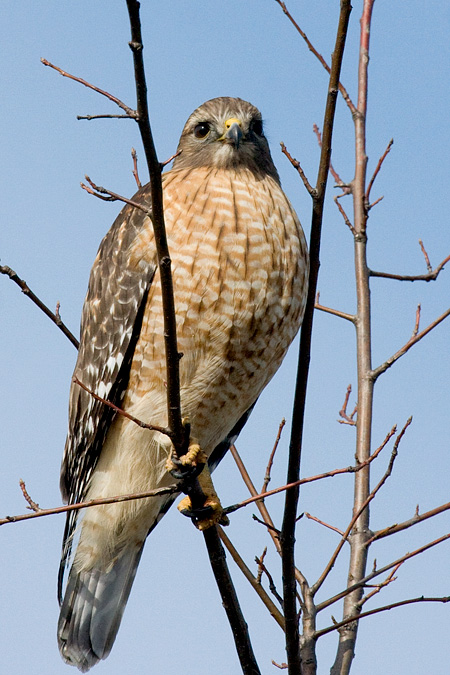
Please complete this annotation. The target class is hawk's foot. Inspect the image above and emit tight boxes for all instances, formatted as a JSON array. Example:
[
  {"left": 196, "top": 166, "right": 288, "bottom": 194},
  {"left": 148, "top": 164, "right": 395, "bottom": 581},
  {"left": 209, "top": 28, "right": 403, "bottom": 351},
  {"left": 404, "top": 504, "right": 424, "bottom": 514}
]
[
  {"left": 165, "top": 442, "right": 206, "bottom": 481},
  {"left": 177, "top": 461, "right": 229, "bottom": 530}
]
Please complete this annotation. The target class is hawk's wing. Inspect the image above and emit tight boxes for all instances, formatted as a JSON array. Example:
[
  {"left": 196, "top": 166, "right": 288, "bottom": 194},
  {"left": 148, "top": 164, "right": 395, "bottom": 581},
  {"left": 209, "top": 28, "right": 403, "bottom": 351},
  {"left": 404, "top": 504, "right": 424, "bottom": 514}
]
[{"left": 59, "top": 184, "right": 156, "bottom": 597}]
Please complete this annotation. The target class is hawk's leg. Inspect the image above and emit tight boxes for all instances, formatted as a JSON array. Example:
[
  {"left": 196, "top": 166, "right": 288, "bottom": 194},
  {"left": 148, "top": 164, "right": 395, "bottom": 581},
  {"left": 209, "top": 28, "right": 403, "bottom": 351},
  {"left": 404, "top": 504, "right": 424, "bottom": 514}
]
[{"left": 166, "top": 442, "right": 229, "bottom": 530}]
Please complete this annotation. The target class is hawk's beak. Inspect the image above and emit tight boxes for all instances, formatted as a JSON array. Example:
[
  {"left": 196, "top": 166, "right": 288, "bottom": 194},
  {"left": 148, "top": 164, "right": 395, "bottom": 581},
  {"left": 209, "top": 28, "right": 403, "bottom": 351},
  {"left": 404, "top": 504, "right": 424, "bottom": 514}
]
[{"left": 223, "top": 117, "right": 243, "bottom": 149}]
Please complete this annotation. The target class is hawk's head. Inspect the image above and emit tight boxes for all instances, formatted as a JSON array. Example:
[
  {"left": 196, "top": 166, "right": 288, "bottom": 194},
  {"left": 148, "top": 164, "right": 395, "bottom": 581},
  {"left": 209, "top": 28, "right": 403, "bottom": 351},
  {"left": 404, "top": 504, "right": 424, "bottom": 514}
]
[{"left": 172, "top": 97, "right": 280, "bottom": 183}]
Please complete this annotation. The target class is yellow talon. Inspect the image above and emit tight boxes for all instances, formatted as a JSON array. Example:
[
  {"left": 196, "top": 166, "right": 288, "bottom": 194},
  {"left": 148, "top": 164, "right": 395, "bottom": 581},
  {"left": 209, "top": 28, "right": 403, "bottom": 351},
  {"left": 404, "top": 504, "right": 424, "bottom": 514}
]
[{"left": 171, "top": 444, "right": 229, "bottom": 530}]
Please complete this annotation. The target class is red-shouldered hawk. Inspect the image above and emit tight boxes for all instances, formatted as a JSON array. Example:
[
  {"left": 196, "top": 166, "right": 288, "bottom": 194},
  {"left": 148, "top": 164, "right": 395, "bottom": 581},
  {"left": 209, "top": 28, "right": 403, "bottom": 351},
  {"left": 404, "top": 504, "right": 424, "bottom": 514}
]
[{"left": 58, "top": 97, "right": 308, "bottom": 671}]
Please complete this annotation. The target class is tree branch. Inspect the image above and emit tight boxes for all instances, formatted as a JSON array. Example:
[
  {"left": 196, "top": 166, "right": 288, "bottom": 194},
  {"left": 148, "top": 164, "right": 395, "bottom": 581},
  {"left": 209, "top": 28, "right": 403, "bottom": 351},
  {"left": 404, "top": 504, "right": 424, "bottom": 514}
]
[
  {"left": 314, "top": 292, "right": 356, "bottom": 323},
  {"left": 371, "top": 307, "right": 450, "bottom": 380},
  {"left": 218, "top": 528, "right": 286, "bottom": 631},
  {"left": 274, "top": 0, "right": 356, "bottom": 114},
  {"left": 0, "top": 265, "right": 79, "bottom": 349},
  {"left": 41, "top": 58, "right": 136, "bottom": 117},
  {"left": 280, "top": 4, "right": 352, "bottom": 671},
  {"left": 369, "top": 250, "right": 450, "bottom": 282},
  {"left": 315, "top": 595, "right": 450, "bottom": 639},
  {"left": 318, "top": 530, "right": 450, "bottom": 614},
  {"left": 0, "top": 483, "right": 178, "bottom": 527},
  {"left": 312, "top": 419, "right": 410, "bottom": 597},
  {"left": 367, "top": 500, "right": 450, "bottom": 546}
]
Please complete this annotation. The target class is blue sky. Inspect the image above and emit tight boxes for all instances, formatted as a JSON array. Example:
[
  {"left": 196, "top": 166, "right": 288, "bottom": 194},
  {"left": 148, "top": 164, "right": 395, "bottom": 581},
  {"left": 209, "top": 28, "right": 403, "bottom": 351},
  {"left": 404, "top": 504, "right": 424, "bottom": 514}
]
[{"left": 1, "top": 2, "right": 449, "bottom": 673}]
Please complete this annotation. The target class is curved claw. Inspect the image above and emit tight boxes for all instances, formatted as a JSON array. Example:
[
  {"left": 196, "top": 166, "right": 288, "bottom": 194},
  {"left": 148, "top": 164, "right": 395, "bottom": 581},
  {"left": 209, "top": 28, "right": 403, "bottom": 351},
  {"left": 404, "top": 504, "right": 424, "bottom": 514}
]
[
  {"left": 165, "top": 443, "right": 207, "bottom": 480},
  {"left": 166, "top": 453, "right": 204, "bottom": 481},
  {"left": 178, "top": 495, "right": 230, "bottom": 530}
]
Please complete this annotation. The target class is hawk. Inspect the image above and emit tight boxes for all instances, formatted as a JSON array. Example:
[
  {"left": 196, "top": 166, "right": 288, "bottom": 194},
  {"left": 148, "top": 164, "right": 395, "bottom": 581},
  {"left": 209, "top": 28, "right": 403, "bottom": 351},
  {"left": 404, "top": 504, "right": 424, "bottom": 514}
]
[{"left": 58, "top": 97, "right": 308, "bottom": 671}]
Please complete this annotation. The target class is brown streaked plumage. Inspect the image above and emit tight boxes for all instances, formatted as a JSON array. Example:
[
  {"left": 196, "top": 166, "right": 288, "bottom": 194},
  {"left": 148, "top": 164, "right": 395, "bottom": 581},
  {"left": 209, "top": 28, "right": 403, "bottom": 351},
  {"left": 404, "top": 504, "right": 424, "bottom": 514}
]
[{"left": 58, "top": 96, "right": 308, "bottom": 671}]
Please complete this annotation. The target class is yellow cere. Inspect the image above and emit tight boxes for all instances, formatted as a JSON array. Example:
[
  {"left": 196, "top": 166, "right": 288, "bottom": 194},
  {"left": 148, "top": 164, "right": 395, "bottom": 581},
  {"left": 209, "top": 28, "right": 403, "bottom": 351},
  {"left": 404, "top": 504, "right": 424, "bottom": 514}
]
[{"left": 224, "top": 117, "right": 242, "bottom": 129}]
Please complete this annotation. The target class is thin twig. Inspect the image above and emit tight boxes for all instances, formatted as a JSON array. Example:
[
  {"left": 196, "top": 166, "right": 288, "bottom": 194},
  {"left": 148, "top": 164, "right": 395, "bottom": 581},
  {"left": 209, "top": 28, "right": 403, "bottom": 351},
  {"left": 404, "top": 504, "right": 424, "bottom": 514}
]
[
  {"left": 369, "top": 252, "right": 450, "bottom": 282},
  {"left": 419, "top": 239, "right": 433, "bottom": 273},
  {"left": 77, "top": 114, "right": 133, "bottom": 120},
  {"left": 73, "top": 377, "right": 172, "bottom": 438},
  {"left": 315, "top": 292, "right": 356, "bottom": 323},
  {"left": 338, "top": 384, "right": 357, "bottom": 425},
  {"left": 313, "top": 124, "right": 346, "bottom": 187},
  {"left": 334, "top": 194, "right": 355, "bottom": 234},
  {"left": 131, "top": 147, "right": 142, "bottom": 188},
  {"left": 365, "top": 138, "right": 393, "bottom": 204},
  {"left": 312, "top": 419, "right": 411, "bottom": 596},
  {"left": 316, "top": 595, "right": 450, "bottom": 639},
  {"left": 262, "top": 419, "right": 285, "bottom": 493},
  {"left": 218, "top": 530, "right": 285, "bottom": 631},
  {"left": 367, "top": 500, "right": 450, "bottom": 546},
  {"left": 318, "top": 532, "right": 450, "bottom": 614},
  {"left": 19, "top": 480, "right": 40, "bottom": 512},
  {"left": 371, "top": 307, "right": 450, "bottom": 380},
  {"left": 280, "top": 142, "right": 314, "bottom": 196},
  {"left": 255, "top": 552, "right": 284, "bottom": 608},
  {"left": 358, "top": 563, "right": 402, "bottom": 606},
  {"left": 274, "top": 0, "right": 356, "bottom": 114},
  {"left": 41, "top": 58, "right": 136, "bottom": 118},
  {"left": 0, "top": 484, "right": 179, "bottom": 527},
  {"left": 256, "top": 547, "right": 267, "bottom": 583},
  {"left": 252, "top": 514, "right": 280, "bottom": 535},
  {"left": 226, "top": 439, "right": 390, "bottom": 517},
  {"left": 229, "top": 444, "right": 309, "bottom": 604},
  {"left": 160, "top": 149, "right": 182, "bottom": 169},
  {"left": 305, "top": 512, "right": 344, "bottom": 537},
  {"left": 0, "top": 265, "right": 79, "bottom": 349}
]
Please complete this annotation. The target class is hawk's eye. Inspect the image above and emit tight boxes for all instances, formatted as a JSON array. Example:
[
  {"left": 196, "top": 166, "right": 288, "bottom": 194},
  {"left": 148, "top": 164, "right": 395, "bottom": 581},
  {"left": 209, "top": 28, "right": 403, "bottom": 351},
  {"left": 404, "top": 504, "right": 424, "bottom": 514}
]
[
  {"left": 194, "top": 122, "right": 210, "bottom": 139},
  {"left": 251, "top": 119, "right": 264, "bottom": 136}
]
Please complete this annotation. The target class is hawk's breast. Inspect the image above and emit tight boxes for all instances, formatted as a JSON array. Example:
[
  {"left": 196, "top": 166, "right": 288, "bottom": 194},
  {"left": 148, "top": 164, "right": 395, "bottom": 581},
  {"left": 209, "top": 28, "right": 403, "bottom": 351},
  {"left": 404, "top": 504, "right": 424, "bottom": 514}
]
[{"left": 125, "top": 166, "right": 308, "bottom": 452}]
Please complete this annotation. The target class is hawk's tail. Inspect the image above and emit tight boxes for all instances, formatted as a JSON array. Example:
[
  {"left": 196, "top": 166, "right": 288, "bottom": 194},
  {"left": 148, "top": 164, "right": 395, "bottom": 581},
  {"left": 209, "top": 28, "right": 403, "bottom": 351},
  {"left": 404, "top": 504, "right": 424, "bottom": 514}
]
[{"left": 57, "top": 542, "right": 144, "bottom": 673}]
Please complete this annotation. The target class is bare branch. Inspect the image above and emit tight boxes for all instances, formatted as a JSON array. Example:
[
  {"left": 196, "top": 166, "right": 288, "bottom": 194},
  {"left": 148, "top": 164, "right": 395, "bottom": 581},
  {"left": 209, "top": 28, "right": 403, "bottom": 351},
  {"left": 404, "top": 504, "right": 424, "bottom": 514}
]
[
  {"left": 77, "top": 114, "right": 133, "bottom": 120},
  {"left": 262, "top": 419, "right": 285, "bottom": 493},
  {"left": 369, "top": 251, "right": 450, "bottom": 282},
  {"left": 226, "top": 444, "right": 389, "bottom": 517},
  {"left": 73, "top": 376, "right": 172, "bottom": 438},
  {"left": 218, "top": 529, "right": 286, "bottom": 630},
  {"left": 19, "top": 479, "right": 40, "bottom": 512},
  {"left": 41, "top": 58, "right": 136, "bottom": 117},
  {"left": 371, "top": 307, "right": 450, "bottom": 380},
  {"left": 305, "top": 512, "right": 345, "bottom": 537},
  {"left": 312, "top": 419, "right": 411, "bottom": 596},
  {"left": 131, "top": 147, "right": 142, "bottom": 188},
  {"left": 0, "top": 484, "right": 179, "bottom": 527},
  {"left": 160, "top": 149, "right": 182, "bottom": 169},
  {"left": 318, "top": 532, "right": 450, "bottom": 613},
  {"left": 125, "top": 6, "right": 259, "bottom": 672},
  {"left": 0, "top": 265, "right": 79, "bottom": 349},
  {"left": 334, "top": 193, "right": 355, "bottom": 234},
  {"left": 338, "top": 384, "right": 357, "bottom": 426},
  {"left": 274, "top": 0, "right": 356, "bottom": 114},
  {"left": 229, "top": 444, "right": 309, "bottom": 601},
  {"left": 255, "top": 551, "right": 284, "bottom": 608},
  {"left": 281, "top": 5, "right": 353, "bottom": 669},
  {"left": 419, "top": 239, "right": 433, "bottom": 273},
  {"left": 315, "top": 292, "right": 356, "bottom": 323},
  {"left": 316, "top": 595, "right": 450, "bottom": 639},
  {"left": 280, "top": 142, "right": 314, "bottom": 196},
  {"left": 313, "top": 124, "right": 347, "bottom": 188},
  {"left": 365, "top": 138, "right": 393, "bottom": 204},
  {"left": 357, "top": 562, "right": 402, "bottom": 607},
  {"left": 367, "top": 500, "right": 450, "bottom": 546}
]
